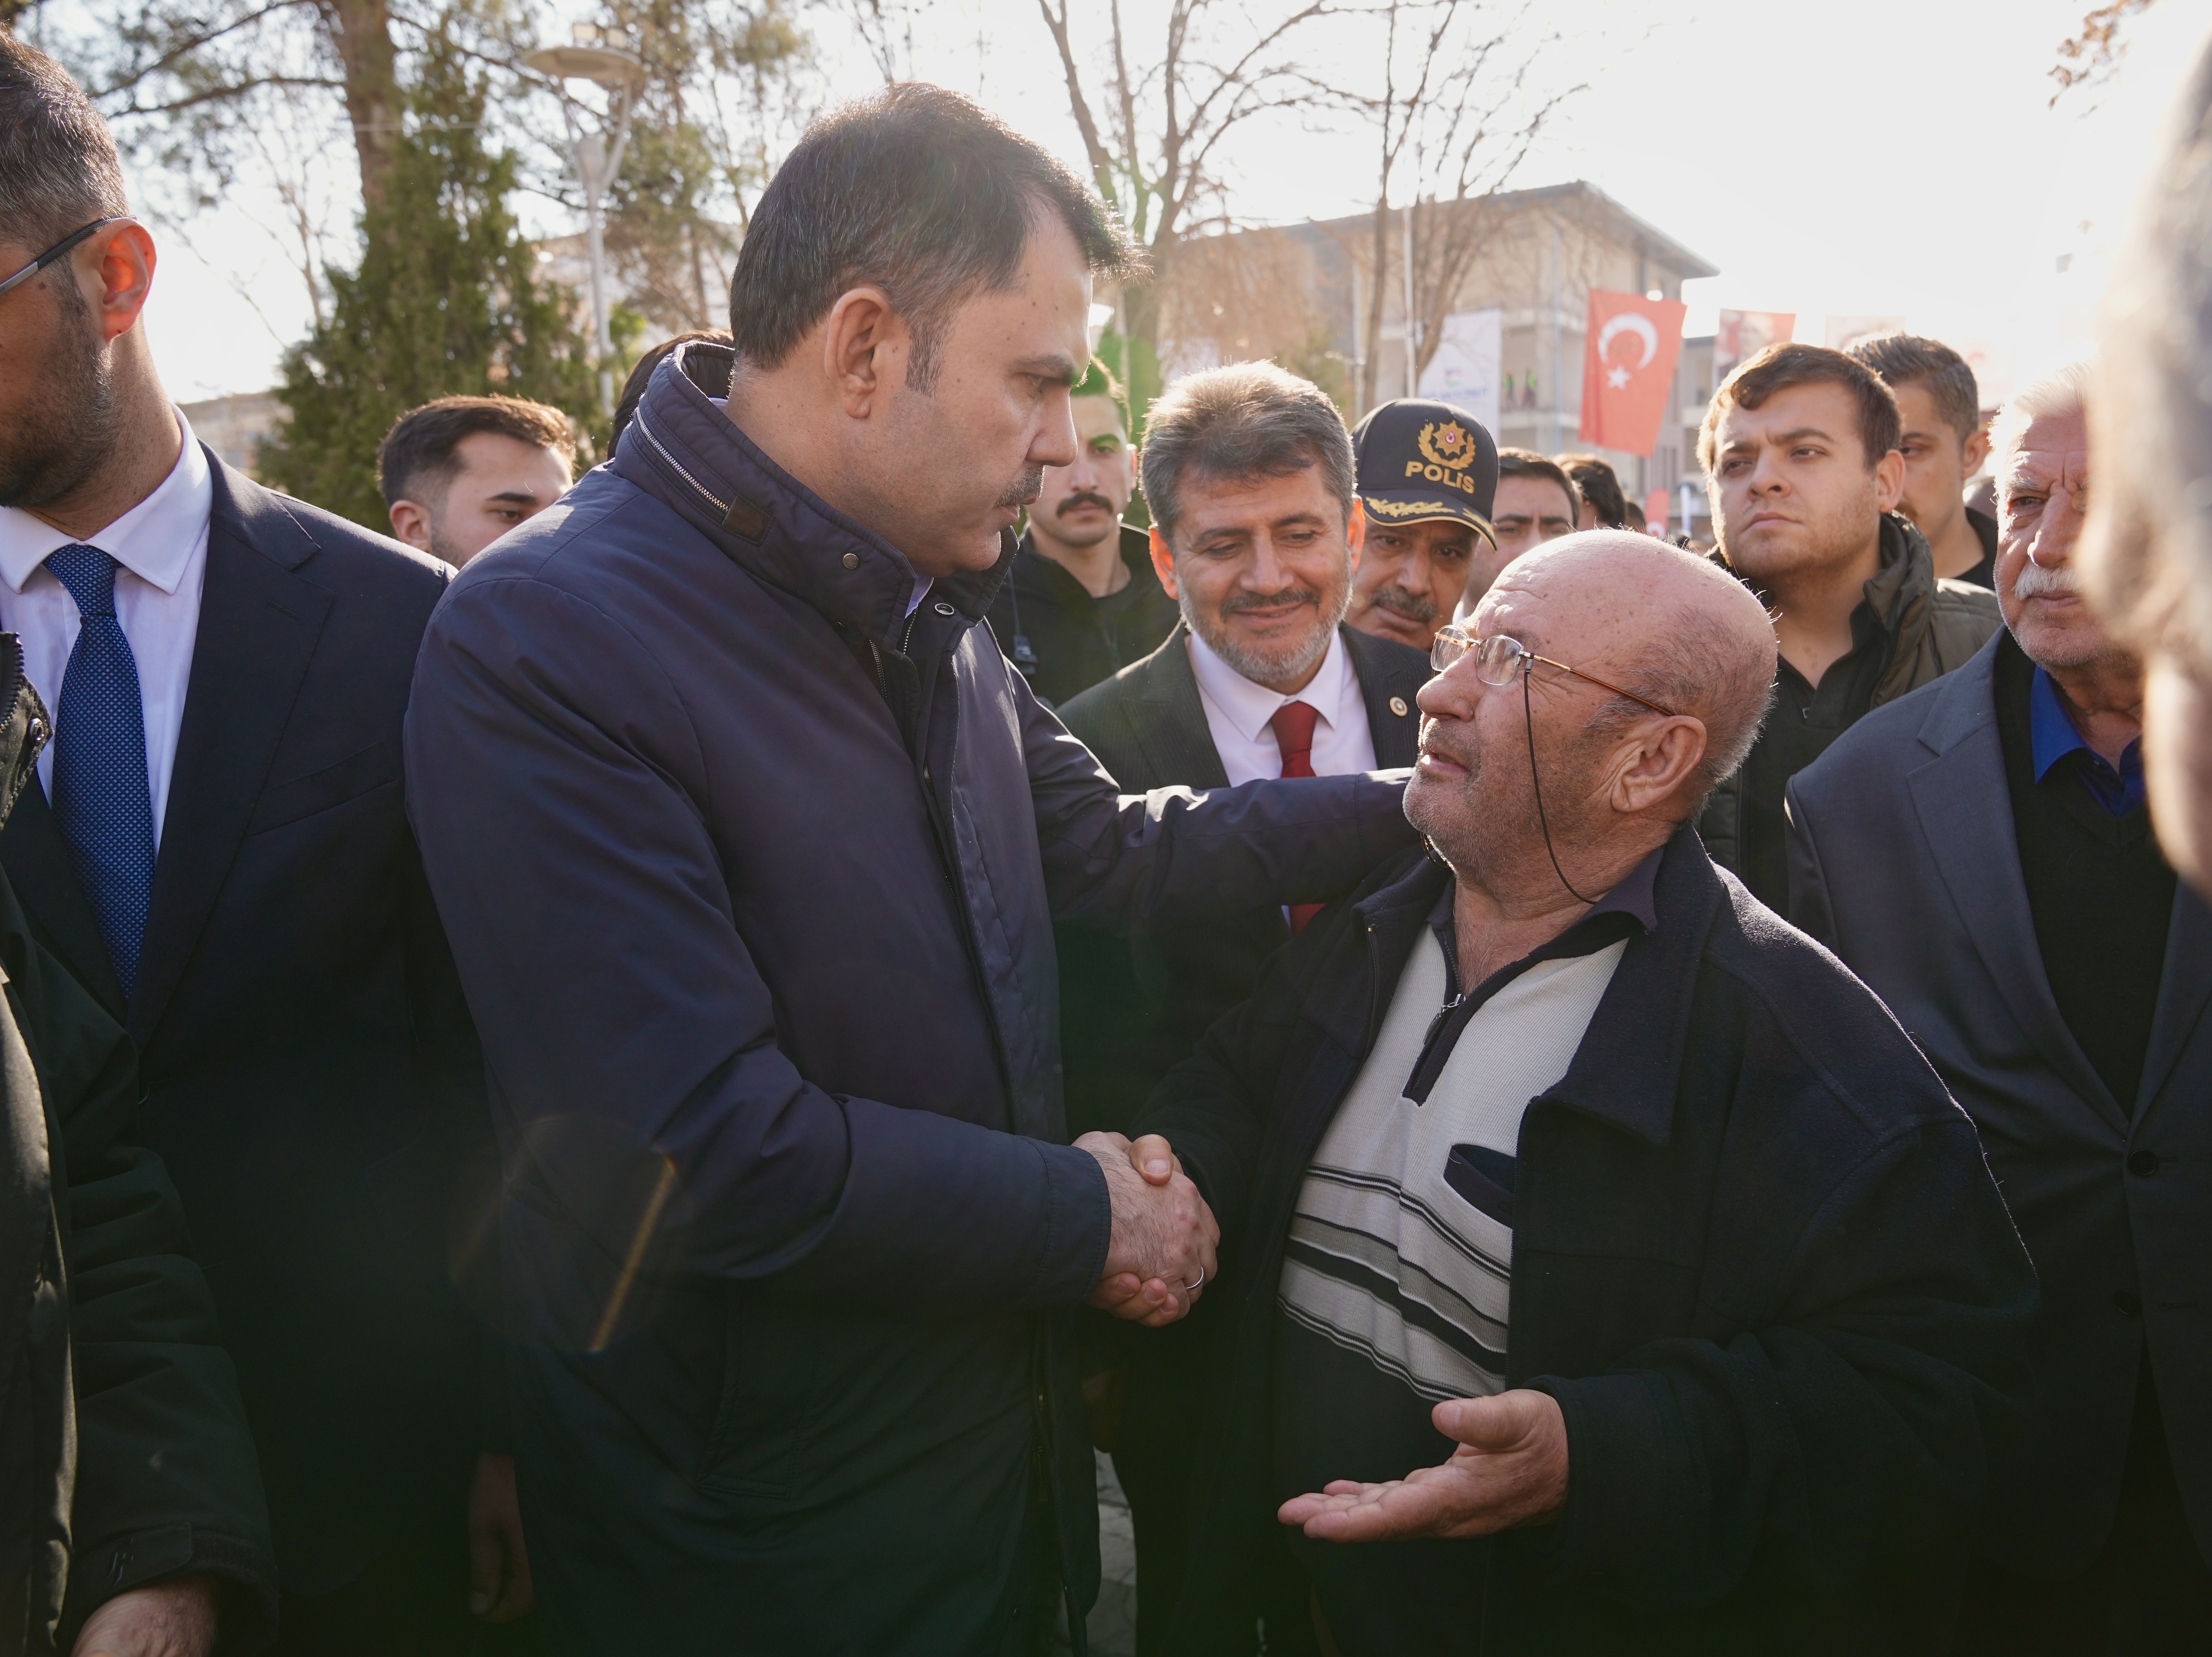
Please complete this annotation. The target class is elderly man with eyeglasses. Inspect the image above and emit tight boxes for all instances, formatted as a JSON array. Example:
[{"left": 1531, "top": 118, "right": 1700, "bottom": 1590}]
[{"left": 1116, "top": 530, "right": 2039, "bottom": 1655}]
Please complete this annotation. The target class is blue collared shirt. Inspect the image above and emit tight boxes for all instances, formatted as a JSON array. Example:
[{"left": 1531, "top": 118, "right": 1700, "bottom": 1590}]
[{"left": 2030, "top": 665, "right": 2146, "bottom": 817}]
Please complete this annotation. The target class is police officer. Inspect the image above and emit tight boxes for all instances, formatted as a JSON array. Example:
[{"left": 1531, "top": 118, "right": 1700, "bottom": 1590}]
[{"left": 1346, "top": 398, "right": 1500, "bottom": 650}]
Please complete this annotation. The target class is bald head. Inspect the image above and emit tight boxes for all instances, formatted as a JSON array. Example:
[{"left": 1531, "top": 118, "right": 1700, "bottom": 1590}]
[
  {"left": 1490, "top": 532, "right": 1777, "bottom": 801},
  {"left": 1410, "top": 531, "right": 1777, "bottom": 900}
]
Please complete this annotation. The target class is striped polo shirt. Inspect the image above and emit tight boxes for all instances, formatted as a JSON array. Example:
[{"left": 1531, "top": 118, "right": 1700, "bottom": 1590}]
[{"left": 1271, "top": 848, "right": 1660, "bottom": 1651}]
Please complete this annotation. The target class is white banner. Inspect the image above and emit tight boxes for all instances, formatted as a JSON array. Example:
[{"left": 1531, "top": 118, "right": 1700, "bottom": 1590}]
[{"left": 1416, "top": 308, "right": 1503, "bottom": 435}]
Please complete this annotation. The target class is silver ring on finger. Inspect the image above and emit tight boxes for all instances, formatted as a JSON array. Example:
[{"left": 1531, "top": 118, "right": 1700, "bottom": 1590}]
[{"left": 1183, "top": 1267, "right": 1206, "bottom": 1293}]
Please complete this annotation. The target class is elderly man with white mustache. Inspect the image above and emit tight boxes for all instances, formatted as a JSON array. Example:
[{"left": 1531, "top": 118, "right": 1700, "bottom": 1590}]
[{"left": 1788, "top": 362, "right": 2212, "bottom": 1654}]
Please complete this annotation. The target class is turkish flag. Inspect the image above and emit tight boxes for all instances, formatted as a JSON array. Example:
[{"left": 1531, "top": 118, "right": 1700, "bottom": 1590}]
[{"left": 1578, "top": 290, "right": 1687, "bottom": 456}]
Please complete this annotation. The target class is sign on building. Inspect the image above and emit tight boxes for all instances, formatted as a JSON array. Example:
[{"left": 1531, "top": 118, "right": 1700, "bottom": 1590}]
[
  {"left": 1714, "top": 309, "right": 1796, "bottom": 382},
  {"left": 1416, "top": 308, "right": 1503, "bottom": 435}
]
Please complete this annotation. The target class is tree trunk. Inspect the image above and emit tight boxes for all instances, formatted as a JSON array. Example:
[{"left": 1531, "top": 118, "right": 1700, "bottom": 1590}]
[
  {"left": 1362, "top": 200, "right": 1392, "bottom": 413},
  {"left": 321, "top": 0, "right": 401, "bottom": 217},
  {"left": 1121, "top": 264, "right": 1164, "bottom": 421}
]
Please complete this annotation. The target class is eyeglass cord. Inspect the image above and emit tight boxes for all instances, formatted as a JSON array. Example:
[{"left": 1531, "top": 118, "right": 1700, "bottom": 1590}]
[{"left": 1525, "top": 665, "right": 1597, "bottom": 906}]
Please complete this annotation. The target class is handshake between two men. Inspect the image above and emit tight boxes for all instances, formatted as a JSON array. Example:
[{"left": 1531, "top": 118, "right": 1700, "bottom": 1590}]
[
  {"left": 1070, "top": 1130, "right": 1571, "bottom": 1546},
  {"left": 1076, "top": 1130, "right": 1217, "bottom": 1327}
]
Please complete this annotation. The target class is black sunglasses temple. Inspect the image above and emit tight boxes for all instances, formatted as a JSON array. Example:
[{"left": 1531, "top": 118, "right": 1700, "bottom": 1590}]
[{"left": 0, "top": 217, "right": 122, "bottom": 300}]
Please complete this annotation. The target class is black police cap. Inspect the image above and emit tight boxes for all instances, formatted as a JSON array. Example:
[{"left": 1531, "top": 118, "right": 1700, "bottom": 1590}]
[{"left": 1351, "top": 399, "right": 1500, "bottom": 548}]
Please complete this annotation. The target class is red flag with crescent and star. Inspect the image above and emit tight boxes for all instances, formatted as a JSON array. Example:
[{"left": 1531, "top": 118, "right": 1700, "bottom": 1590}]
[{"left": 1578, "top": 289, "right": 1688, "bottom": 456}]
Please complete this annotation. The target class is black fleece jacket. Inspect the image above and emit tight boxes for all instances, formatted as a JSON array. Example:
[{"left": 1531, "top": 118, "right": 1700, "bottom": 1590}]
[{"left": 1138, "top": 825, "right": 2036, "bottom": 1655}]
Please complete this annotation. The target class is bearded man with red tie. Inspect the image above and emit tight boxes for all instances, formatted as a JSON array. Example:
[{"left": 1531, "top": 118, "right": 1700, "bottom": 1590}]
[{"left": 1055, "top": 360, "right": 1432, "bottom": 1652}]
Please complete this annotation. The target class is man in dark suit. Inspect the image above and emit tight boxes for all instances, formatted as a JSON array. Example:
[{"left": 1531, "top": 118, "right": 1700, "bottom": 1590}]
[
  {"left": 1789, "top": 365, "right": 2212, "bottom": 1651},
  {"left": 1058, "top": 376, "right": 1488, "bottom": 1139},
  {"left": 1057, "top": 365, "right": 1481, "bottom": 1653},
  {"left": 0, "top": 45, "right": 520, "bottom": 1654}
]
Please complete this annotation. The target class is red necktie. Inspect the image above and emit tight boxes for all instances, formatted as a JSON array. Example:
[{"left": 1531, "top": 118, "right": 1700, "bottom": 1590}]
[{"left": 1270, "top": 701, "right": 1324, "bottom": 933}]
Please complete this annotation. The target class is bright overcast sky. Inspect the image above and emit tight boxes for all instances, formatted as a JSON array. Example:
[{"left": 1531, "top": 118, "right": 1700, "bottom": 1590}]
[{"left": 136, "top": 0, "right": 2212, "bottom": 404}]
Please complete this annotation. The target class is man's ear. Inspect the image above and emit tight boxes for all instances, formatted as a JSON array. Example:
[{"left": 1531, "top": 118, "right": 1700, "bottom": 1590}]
[
  {"left": 388, "top": 498, "right": 437, "bottom": 554},
  {"left": 388, "top": 498, "right": 434, "bottom": 554},
  {"left": 1961, "top": 425, "right": 1992, "bottom": 480},
  {"left": 1610, "top": 715, "right": 1708, "bottom": 815},
  {"left": 84, "top": 221, "right": 157, "bottom": 345},
  {"left": 1873, "top": 448, "right": 1907, "bottom": 515},
  {"left": 1149, "top": 526, "right": 1181, "bottom": 600},
  {"left": 1346, "top": 498, "right": 1366, "bottom": 574},
  {"left": 820, "top": 286, "right": 905, "bottom": 419}
]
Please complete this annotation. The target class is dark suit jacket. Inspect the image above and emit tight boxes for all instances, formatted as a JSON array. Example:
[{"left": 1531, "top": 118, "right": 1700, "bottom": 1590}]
[
  {"left": 1787, "top": 633, "right": 2212, "bottom": 1575},
  {"left": 0, "top": 454, "right": 486, "bottom": 1597},
  {"left": 1054, "top": 621, "right": 1427, "bottom": 1137},
  {"left": 0, "top": 644, "right": 275, "bottom": 1649}
]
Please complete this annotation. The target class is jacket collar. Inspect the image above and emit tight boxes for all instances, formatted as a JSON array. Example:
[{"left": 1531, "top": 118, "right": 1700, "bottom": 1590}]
[
  {"left": 1533, "top": 823, "right": 1722, "bottom": 1146},
  {"left": 612, "top": 340, "right": 1010, "bottom": 646},
  {"left": 1861, "top": 511, "right": 1929, "bottom": 628},
  {"left": 1345, "top": 824, "right": 1709, "bottom": 1143},
  {"left": 1012, "top": 523, "right": 1154, "bottom": 600},
  {"left": 0, "top": 636, "right": 41, "bottom": 834},
  {"left": 1912, "top": 630, "right": 2005, "bottom": 758}
]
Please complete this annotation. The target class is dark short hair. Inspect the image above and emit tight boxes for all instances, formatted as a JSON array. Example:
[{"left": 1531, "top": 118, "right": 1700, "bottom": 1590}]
[
  {"left": 377, "top": 396, "right": 577, "bottom": 507},
  {"left": 1844, "top": 332, "right": 1981, "bottom": 445},
  {"left": 612, "top": 329, "right": 733, "bottom": 448},
  {"left": 1072, "top": 357, "right": 1129, "bottom": 427},
  {"left": 1496, "top": 449, "right": 1581, "bottom": 520},
  {"left": 0, "top": 33, "right": 129, "bottom": 253},
  {"left": 727, "top": 84, "right": 1143, "bottom": 390},
  {"left": 1555, "top": 452, "right": 1625, "bottom": 526},
  {"left": 1699, "top": 342, "right": 1902, "bottom": 474},
  {"left": 1139, "top": 362, "right": 1354, "bottom": 544}
]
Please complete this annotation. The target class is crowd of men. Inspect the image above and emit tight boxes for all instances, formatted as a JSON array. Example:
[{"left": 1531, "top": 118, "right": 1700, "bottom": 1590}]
[{"left": 1, "top": 21, "right": 2210, "bottom": 1657}]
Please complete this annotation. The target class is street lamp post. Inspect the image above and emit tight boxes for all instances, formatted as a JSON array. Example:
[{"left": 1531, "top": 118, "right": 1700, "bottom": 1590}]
[{"left": 525, "top": 27, "right": 646, "bottom": 413}]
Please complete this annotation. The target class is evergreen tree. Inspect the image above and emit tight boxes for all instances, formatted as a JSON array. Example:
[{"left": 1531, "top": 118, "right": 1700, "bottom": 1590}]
[{"left": 260, "top": 27, "right": 598, "bottom": 531}]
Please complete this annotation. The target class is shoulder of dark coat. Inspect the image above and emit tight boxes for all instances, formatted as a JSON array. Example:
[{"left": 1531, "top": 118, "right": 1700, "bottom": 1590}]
[
  {"left": 1343, "top": 625, "right": 1431, "bottom": 687},
  {"left": 213, "top": 454, "right": 450, "bottom": 602},
  {"left": 1056, "top": 628, "right": 1181, "bottom": 744},
  {"left": 1793, "top": 668, "right": 1953, "bottom": 796},
  {"left": 1696, "top": 865, "right": 1962, "bottom": 1134},
  {"left": 1926, "top": 577, "right": 2003, "bottom": 652},
  {"left": 436, "top": 465, "right": 671, "bottom": 609}
]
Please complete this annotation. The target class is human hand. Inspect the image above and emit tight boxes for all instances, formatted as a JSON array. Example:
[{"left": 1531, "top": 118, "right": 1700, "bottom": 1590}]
[
  {"left": 1077, "top": 1130, "right": 1218, "bottom": 1327},
  {"left": 1277, "top": 1389, "right": 1569, "bottom": 1542},
  {"left": 1127, "top": 1133, "right": 1180, "bottom": 1185},
  {"left": 467, "top": 1450, "right": 535, "bottom": 1621},
  {"left": 72, "top": 1576, "right": 219, "bottom": 1657}
]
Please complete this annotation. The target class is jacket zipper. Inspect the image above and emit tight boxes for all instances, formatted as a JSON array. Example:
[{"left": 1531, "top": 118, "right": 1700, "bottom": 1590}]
[{"left": 631, "top": 404, "right": 733, "bottom": 519}]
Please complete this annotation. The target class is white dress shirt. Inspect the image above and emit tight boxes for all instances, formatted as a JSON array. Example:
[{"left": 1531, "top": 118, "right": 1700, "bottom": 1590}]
[
  {"left": 1186, "top": 623, "right": 1377, "bottom": 784},
  {"left": 0, "top": 409, "right": 210, "bottom": 848}
]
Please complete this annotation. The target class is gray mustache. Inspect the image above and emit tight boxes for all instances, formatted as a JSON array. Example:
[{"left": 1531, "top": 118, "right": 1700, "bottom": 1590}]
[
  {"left": 2012, "top": 560, "right": 2081, "bottom": 598},
  {"left": 1221, "top": 586, "right": 1321, "bottom": 616}
]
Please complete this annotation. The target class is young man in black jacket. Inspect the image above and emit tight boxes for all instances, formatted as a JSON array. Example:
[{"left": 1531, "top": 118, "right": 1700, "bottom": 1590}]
[
  {"left": 1127, "top": 532, "right": 2036, "bottom": 1655},
  {"left": 984, "top": 362, "right": 1179, "bottom": 707}
]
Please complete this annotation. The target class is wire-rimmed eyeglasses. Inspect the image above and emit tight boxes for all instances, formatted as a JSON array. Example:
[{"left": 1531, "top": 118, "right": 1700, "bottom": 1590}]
[
  {"left": 1431, "top": 627, "right": 1678, "bottom": 718},
  {"left": 0, "top": 218, "right": 125, "bottom": 305},
  {"left": 1427, "top": 625, "right": 1678, "bottom": 906}
]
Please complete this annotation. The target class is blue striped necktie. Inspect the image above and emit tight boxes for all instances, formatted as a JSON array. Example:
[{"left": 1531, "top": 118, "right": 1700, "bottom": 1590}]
[{"left": 45, "top": 543, "right": 156, "bottom": 1000}]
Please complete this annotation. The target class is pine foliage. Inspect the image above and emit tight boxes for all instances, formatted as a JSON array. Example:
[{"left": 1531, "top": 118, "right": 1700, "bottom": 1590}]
[{"left": 260, "top": 30, "right": 598, "bottom": 530}]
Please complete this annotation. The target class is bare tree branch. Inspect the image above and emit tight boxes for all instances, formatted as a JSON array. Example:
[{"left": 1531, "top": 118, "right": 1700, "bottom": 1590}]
[
  {"left": 2050, "top": 0, "right": 2159, "bottom": 105},
  {"left": 107, "top": 74, "right": 349, "bottom": 119}
]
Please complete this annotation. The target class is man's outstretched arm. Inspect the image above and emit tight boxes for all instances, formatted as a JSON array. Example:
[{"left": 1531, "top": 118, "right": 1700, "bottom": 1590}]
[
  {"left": 405, "top": 578, "right": 1209, "bottom": 1326},
  {"left": 1016, "top": 662, "right": 1418, "bottom": 928}
]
